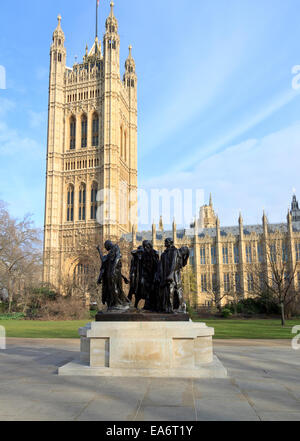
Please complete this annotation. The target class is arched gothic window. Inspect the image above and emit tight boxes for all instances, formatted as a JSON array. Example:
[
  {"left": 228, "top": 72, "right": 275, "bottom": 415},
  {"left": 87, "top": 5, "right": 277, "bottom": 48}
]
[
  {"left": 74, "top": 262, "right": 89, "bottom": 287},
  {"left": 124, "top": 131, "right": 127, "bottom": 162},
  {"left": 79, "top": 184, "right": 86, "bottom": 221},
  {"left": 91, "top": 182, "right": 98, "bottom": 220},
  {"left": 67, "top": 185, "right": 74, "bottom": 221},
  {"left": 70, "top": 116, "right": 76, "bottom": 150},
  {"left": 92, "top": 113, "right": 99, "bottom": 147},
  {"left": 81, "top": 115, "right": 87, "bottom": 148}
]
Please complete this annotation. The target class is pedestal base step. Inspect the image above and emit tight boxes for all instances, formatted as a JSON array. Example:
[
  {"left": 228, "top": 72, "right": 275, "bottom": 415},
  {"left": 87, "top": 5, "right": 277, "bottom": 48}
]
[
  {"left": 58, "top": 355, "right": 227, "bottom": 378},
  {"left": 95, "top": 312, "right": 190, "bottom": 322}
]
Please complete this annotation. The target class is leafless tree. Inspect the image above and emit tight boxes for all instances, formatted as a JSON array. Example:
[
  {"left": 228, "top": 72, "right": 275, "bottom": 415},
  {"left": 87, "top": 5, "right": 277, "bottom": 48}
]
[
  {"left": 205, "top": 277, "right": 228, "bottom": 313},
  {"left": 0, "top": 201, "right": 42, "bottom": 312},
  {"left": 252, "top": 237, "right": 299, "bottom": 326},
  {"left": 182, "top": 265, "right": 198, "bottom": 309}
]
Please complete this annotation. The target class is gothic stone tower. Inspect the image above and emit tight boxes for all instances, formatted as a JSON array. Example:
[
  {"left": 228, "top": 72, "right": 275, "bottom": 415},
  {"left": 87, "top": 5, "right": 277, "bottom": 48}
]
[{"left": 43, "top": 3, "right": 138, "bottom": 288}]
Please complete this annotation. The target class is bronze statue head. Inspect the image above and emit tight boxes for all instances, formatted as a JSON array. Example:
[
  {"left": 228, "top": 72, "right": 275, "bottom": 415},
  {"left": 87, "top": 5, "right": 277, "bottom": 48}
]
[
  {"left": 165, "top": 238, "right": 173, "bottom": 249},
  {"left": 143, "top": 240, "right": 153, "bottom": 252},
  {"left": 104, "top": 240, "right": 113, "bottom": 251}
]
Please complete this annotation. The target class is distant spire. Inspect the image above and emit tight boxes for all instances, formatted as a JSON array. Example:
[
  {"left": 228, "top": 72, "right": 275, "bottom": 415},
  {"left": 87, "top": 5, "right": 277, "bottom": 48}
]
[
  {"left": 262, "top": 210, "right": 266, "bottom": 223},
  {"left": 209, "top": 193, "right": 213, "bottom": 207},
  {"left": 291, "top": 193, "right": 300, "bottom": 222},
  {"left": 292, "top": 194, "right": 299, "bottom": 210},
  {"left": 54, "top": 14, "right": 64, "bottom": 36},
  {"left": 159, "top": 216, "right": 164, "bottom": 232},
  {"left": 110, "top": 1, "right": 115, "bottom": 17}
]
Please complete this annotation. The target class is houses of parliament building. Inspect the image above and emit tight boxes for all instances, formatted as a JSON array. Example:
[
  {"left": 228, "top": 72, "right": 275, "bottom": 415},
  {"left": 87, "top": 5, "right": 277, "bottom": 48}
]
[{"left": 43, "top": 3, "right": 300, "bottom": 306}]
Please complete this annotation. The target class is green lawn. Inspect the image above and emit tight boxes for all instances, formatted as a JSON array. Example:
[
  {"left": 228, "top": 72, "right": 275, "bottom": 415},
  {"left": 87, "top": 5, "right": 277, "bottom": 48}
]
[
  {"left": 196, "top": 318, "right": 300, "bottom": 339},
  {"left": 0, "top": 320, "right": 89, "bottom": 339},
  {"left": 0, "top": 318, "right": 299, "bottom": 339}
]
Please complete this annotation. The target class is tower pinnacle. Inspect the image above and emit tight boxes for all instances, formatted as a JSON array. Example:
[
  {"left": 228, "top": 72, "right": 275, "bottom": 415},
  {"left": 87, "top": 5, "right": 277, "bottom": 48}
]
[
  {"left": 105, "top": 0, "right": 118, "bottom": 33},
  {"left": 53, "top": 14, "right": 65, "bottom": 41},
  {"left": 291, "top": 194, "right": 300, "bottom": 222}
]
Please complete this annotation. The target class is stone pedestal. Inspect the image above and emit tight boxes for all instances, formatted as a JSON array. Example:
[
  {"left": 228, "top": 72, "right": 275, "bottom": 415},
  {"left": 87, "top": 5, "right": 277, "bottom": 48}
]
[{"left": 59, "top": 319, "right": 227, "bottom": 378}]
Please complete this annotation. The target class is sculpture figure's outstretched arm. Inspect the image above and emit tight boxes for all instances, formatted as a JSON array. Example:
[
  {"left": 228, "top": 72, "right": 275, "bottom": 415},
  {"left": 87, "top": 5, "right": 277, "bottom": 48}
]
[{"left": 96, "top": 245, "right": 104, "bottom": 262}]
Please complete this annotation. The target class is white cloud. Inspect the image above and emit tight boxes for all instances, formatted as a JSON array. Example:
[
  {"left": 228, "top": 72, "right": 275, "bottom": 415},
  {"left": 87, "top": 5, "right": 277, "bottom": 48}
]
[
  {"left": 35, "top": 66, "right": 48, "bottom": 82},
  {"left": 0, "top": 120, "right": 43, "bottom": 157},
  {"left": 170, "top": 90, "right": 298, "bottom": 173},
  {"left": 0, "top": 97, "right": 15, "bottom": 117},
  {"left": 141, "top": 121, "right": 300, "bottom": 227},
  {"left": 0, "top": 101, "right": 46, "bottom": 227},
  {"left": 140, "top": 20, "right": 252, "bottom": 158},
  {"left": 28, "top": 110, "right": 47, "bottom": 129}
]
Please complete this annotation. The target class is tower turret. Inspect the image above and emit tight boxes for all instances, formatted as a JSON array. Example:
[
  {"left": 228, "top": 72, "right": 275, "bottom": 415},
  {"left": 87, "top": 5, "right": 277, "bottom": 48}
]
[
  {"left": 124, "top": 45, "right": 137, "bottom": 91},
  {"left": 43, "top": 15, "right": 67, "bottom": 284},
  {"left": 262, "top": 210, "right": 268, "bottom": 236},
  {"left": 50, "top": 15, "right": 66, "bottom": 78},
  {"left": 103, "top": 2, "right": 120, "bottom": 75},
  {"left": 291, "top": 194, "right": 300, "bottom": 222}
]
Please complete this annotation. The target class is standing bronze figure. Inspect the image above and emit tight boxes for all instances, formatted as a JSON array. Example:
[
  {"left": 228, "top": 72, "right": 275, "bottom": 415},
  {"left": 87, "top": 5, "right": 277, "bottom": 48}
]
[
  {"left": 128, "top": 245, "right": 144, "bottom": 308},
  {"left": 129, "top": 241, "right": 159, "bottom": 311},
  {"left": 157, "top": 238, "right": 189, "bottom": 313},
  {"left": 97, "top": 241, "right": 130, "bottom": 311},
  {"left": 142, "top": 241, "right": 160, "bottom": 311}
]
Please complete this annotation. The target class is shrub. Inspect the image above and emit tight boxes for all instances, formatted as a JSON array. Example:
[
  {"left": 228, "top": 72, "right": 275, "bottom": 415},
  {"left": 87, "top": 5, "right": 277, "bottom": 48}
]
[
  {"left": 222, "top": 308, "right": 232, "bottom": 318},
  {"left": 0, "top": 313, "right": 25, "bottom": 321},
  {"left": 226, "top": 296, "right": 280, "bottom": 316},
  {"left": 0, "top": 303, "right": 7, "bottom": 314},
  {"left": 89, "top": 309, "right": 98, "bottom": 319},
  {"left": 36, "top": 296, "right": 89, "bottom": 321}
]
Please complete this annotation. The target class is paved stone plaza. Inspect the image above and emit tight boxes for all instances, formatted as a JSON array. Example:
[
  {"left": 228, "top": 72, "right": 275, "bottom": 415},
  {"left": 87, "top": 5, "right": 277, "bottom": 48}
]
[{"left": 0, "top": 338, "right": 299, "bottom": 421}]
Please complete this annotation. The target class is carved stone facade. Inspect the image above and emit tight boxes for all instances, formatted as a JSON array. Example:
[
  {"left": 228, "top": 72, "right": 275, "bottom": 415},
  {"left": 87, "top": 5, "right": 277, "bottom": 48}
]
[
  {"left": 125, "top": 196, "right": 300, "bottom": 306},
  {"left": 43, "top": 4, "right": 137, "bottom": 288}
]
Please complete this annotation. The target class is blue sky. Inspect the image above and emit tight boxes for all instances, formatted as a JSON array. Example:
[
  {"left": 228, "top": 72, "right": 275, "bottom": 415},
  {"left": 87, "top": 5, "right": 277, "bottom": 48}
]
[{"left": 0, "top": 0, "right": 300, "bottom": 230}]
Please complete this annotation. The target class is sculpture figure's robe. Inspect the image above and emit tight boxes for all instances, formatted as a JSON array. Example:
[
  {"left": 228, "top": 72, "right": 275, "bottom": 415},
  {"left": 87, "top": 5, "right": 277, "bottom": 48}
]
[
  {"left": 129, "top": 246, "right": 159, "bottom": 310},
  {"left": 158, "top": 246, "right": 190, "bottom": 313},
  {"left": 98, "top": 244, "right": 129, "bottom": 309}
]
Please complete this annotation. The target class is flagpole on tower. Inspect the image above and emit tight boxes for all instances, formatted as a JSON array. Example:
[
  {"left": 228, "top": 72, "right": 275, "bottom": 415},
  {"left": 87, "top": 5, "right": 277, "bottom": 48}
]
[
  {"left": 96, "top": 0, "right": 99, "bottom": 40},
  {"left": 95, "top": 0, "right": 99, "bottom": 55}
]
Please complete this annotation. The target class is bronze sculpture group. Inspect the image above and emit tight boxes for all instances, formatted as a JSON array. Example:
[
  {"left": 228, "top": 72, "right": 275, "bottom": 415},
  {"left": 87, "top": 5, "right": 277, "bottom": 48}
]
[{"left": 97, "top": 239, "right": 190, "bottom": 314}]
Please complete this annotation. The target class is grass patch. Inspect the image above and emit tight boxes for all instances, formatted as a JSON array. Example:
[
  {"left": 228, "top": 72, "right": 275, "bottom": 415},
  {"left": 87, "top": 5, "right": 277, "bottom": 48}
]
[
  {"left": 197, "top": 318, "right": 300, "bottom": 339},
  {"left": 0, "top": 320, "right": 89, "bottom": 339},
  {"left": 0, "top": 318, "right": 299, "bottom": 339}
]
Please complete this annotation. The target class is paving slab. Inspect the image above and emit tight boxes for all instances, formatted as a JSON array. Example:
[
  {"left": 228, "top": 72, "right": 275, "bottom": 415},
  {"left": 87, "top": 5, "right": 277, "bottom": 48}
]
[
  {"left": 0, "top": 338, "right": 299, "bottom": 421},
  {"left": 77, "top": 395, "right": 141, "bottom": 421},
  {"left": 259, "top": 412, "right": 300, "bottom": 421},
  {"left": 195, "top": 394, "right": 260, "bottom": 421},
  {"left": 135, "top": 406, "right": 196, "bottom": 421}
]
